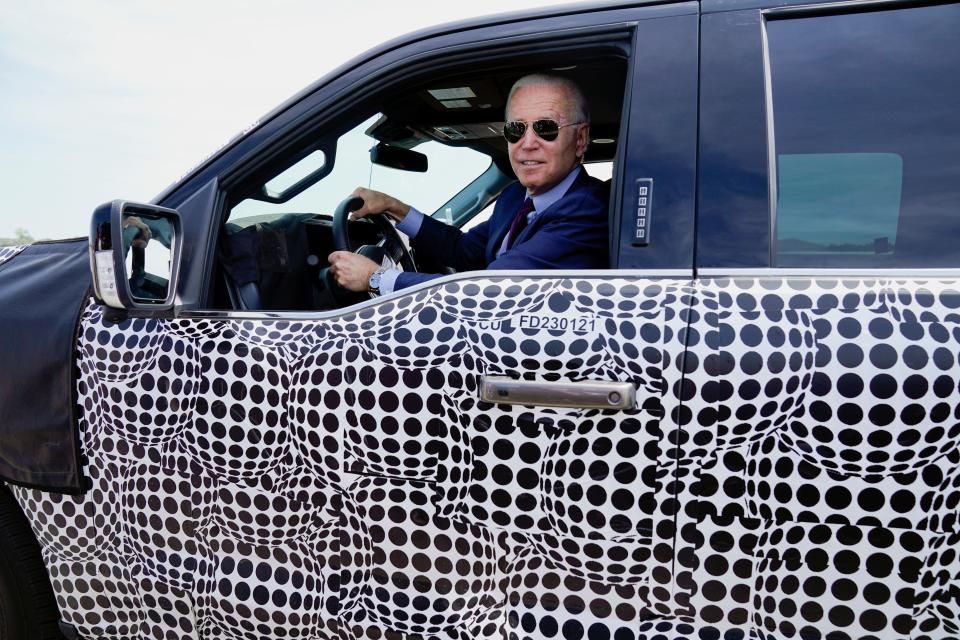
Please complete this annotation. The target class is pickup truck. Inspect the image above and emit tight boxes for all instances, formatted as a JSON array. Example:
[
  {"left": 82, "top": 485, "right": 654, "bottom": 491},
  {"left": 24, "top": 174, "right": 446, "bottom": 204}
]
[{"left": 0, "top": 0, "right": 958, "bottom": 638}]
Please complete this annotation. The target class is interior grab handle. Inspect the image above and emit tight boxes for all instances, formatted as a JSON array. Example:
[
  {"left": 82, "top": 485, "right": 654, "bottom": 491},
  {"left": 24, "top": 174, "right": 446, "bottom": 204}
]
[{"left": 480, "top": 376, "right": 636, "bottom": 410}]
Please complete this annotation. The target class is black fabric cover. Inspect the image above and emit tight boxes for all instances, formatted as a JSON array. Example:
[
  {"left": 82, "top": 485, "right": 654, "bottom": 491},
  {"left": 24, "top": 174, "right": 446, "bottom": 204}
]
[{"left": 0, "top": 239, "right": 89, "bottom": 493}]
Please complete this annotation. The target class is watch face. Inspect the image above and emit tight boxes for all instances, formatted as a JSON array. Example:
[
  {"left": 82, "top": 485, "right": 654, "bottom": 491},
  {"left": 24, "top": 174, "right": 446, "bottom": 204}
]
[{"left": 369, "top": 271, "right": 382, "bottom": 290}]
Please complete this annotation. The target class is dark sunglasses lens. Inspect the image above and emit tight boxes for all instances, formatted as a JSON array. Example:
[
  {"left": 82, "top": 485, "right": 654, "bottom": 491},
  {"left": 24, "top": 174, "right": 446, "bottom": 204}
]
[
  {"left": 503, "top": 121, "right": 526, "bottom": 143},
  {"left": 532, "top": 119, "right": 560, "bottom": 141}
]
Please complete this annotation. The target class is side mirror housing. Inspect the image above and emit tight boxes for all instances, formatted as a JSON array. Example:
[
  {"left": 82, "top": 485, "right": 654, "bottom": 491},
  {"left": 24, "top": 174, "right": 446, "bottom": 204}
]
[{"left": 89, "top": 200, "right": 183, "bottom": 313}]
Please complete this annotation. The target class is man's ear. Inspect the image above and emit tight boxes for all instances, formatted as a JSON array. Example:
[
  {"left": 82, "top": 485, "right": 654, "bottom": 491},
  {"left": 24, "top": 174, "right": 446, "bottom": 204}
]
[{"left": 576, "top": 123, "right": 590, "bottom": 160}]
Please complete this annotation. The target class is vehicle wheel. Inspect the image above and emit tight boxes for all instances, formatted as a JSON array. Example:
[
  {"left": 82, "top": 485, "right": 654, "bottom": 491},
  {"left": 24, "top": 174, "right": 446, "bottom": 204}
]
[{"left": 0, "top": 485, "right": 63, "bottom": 639}]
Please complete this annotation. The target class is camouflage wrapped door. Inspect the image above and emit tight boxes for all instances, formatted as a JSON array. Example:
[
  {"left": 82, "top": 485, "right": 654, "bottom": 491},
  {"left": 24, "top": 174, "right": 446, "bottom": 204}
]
[
  {"left": 673, "top": 277, "right": 960, "bottom": 640},
  {"left": 11, "top": 274, "right": 693, "bottom": 640}
]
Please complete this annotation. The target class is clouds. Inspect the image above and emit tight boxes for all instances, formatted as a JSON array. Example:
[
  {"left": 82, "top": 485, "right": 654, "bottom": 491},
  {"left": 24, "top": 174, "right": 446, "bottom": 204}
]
[{"left": 0, "top": 0, "right": 572, "bottom": 239}]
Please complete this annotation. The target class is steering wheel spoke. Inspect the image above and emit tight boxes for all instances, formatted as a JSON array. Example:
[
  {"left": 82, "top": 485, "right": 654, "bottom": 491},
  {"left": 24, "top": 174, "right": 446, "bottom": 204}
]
[{"left": 375, "top": 237, "right": 406, "bottom": 266}]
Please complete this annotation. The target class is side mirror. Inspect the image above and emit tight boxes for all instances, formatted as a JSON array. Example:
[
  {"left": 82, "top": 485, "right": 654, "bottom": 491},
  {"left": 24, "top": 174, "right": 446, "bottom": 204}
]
[
  {"left": 370, "top": 143, "right": 428, "bottom": 172},
  {"left": 89, "top": 200, "right": 182, "bottom": 313}
]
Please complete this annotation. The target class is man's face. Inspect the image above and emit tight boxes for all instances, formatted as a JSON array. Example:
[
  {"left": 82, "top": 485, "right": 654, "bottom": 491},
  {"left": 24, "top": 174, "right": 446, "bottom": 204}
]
[{"left": 506, "top": 84, "right": 589, "bottom": 196}]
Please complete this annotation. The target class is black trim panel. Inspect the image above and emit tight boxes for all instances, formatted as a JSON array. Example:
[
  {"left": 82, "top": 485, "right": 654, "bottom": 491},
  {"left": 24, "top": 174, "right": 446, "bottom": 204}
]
[{"left": 0, "top": 240, "right": 89, "bottom": 493}]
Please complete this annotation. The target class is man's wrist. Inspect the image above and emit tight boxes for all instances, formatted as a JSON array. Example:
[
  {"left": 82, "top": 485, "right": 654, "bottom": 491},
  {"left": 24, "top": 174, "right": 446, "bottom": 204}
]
[
  {"left": 378, "top": 268, "right": 402, "bottom": 295},
  {"left": 395, "top": 208, "right": 424, "bottom": 238},
  {"left": 388, "top": 200, "right": 411, "bottom": 222}
]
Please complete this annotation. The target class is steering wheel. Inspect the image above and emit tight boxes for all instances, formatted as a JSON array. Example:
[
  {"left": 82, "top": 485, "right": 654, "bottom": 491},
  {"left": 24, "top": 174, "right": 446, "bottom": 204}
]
[{"left": 331, "top": 196, "right": 418, "bottom": 273}]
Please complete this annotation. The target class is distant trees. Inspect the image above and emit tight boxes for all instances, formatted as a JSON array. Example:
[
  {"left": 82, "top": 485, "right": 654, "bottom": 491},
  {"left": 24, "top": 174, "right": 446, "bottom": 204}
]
[{"left": 0, "top": 229, "right": 34, "bottom": 246}]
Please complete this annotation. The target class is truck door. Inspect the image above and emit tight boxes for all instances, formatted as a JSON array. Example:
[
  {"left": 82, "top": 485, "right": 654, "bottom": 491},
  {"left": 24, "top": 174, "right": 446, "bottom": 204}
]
[{"left": 14, "top": 6, "right": 701, "bottom": 640}]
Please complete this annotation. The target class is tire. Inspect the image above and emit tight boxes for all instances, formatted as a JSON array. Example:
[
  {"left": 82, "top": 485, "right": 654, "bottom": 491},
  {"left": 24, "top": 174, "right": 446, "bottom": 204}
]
[{"left": 0, "top": 484, "right": 63, "bottom": 639}]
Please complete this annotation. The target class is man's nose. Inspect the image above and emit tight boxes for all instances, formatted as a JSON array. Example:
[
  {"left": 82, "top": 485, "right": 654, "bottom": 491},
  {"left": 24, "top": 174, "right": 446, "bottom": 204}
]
[{"left": 519, "top": 125, "right": 540, "bottom": 149}]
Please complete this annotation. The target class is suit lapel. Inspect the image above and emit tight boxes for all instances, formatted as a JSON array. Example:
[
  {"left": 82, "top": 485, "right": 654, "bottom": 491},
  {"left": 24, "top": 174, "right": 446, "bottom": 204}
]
[
  {"left": 500, "top": 170, "right": 591, "bottom": 249},
  {"left": 487, "top": 169, "right": 592, "bottom": 259}
]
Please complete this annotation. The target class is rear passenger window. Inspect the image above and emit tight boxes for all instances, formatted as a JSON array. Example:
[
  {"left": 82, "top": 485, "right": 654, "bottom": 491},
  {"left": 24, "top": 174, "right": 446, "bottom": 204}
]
[
  {"left": 767, "top": 4, "right": 960, "bottom": 268},
  {"left": 777, "top": 153, "right": 902, "bottom": 258}
]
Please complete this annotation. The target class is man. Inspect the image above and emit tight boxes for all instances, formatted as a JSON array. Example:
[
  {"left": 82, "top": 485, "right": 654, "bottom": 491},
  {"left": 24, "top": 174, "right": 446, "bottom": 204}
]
[{"left": 327, "top": 74, "right": 608, "bottom": 294}]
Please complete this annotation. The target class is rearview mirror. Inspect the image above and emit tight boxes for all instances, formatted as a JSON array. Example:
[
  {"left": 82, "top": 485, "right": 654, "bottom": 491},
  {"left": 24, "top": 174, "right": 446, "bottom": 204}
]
[
  {"left": 89, "top": 200, "right": 182, "bottom": 313},
  {"left": 370, "top": 143, "right": 428, "bottom": 172}
]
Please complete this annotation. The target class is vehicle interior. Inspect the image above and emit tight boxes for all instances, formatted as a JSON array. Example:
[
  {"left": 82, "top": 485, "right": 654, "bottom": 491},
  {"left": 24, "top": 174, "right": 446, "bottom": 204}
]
[{"left": 211, "top": 54, "right": 628, "bottom": 311}]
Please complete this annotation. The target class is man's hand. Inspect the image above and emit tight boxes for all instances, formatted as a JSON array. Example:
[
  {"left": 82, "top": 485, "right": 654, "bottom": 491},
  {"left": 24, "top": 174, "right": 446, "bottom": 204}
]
[
  {"left": 350, "top": 187, "right": 411, "bottom": 222},
  {"left": 123, "top": 215, "right": 152, "bottom": 249},
  {"left": 328, "top": 251, "right": 380, "bottom": 292}
]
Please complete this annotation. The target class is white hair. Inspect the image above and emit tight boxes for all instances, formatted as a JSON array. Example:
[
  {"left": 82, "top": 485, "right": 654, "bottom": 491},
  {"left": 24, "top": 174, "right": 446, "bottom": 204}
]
[{"left": 506, "top": 74, "right": 590, "bottom": 124}]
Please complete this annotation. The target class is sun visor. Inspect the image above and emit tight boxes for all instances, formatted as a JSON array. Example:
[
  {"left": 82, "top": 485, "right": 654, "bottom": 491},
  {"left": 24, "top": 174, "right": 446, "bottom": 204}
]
[{"left": 0, "top": 239, "right": 90, "bottom": 493}]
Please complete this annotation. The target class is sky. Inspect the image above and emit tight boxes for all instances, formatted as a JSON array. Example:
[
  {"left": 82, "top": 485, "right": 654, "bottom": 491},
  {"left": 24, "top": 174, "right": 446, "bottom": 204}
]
[{"left": 0, "top": 0, "right": 585, "bottom": 241}]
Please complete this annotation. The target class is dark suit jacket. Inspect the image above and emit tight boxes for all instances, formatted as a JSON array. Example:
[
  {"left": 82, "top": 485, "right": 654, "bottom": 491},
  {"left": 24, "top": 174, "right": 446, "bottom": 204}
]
[{"left": 395, "top": 168, "right": 608, "bottom": 290}]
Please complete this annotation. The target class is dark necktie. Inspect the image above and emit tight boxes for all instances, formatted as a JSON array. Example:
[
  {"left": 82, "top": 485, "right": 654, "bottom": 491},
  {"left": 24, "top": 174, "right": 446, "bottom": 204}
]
[{"left": 505, "top": 198, "right": 535, "bottom": 250}]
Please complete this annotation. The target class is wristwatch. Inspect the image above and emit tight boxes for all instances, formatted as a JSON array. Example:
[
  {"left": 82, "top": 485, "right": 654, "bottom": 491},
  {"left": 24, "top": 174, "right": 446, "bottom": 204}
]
[{"left": 368, "top": 267, "right": 388, "bottom": 296}]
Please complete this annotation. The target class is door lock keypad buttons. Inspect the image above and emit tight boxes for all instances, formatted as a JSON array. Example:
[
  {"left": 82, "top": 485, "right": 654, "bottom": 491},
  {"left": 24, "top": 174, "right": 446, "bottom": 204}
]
[{"left": 633, "top": 178, "right": 653, "bottom": 246}]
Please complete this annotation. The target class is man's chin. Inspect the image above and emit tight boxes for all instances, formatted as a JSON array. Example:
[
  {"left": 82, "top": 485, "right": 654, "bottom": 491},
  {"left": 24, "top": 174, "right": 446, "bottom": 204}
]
[{"left": 517, "top": 175, "right": 545, "bottom": 195}]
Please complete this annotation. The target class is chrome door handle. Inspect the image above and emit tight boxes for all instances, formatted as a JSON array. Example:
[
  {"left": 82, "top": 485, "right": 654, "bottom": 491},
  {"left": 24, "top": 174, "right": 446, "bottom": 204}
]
[{"left": 479, "top": 376, "right": 636, "bottom": 410}]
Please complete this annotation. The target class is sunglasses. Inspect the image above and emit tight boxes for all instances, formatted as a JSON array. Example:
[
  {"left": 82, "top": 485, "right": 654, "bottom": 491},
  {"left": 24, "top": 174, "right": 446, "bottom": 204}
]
[{"left": 502, "top": 119, "right": 583, "bottom": 143}]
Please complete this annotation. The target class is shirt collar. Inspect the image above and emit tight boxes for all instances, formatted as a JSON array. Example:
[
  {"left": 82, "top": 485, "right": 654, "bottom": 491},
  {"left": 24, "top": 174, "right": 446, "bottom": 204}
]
[{"left": 528, "top": 165, "right": 582, "bottom": 214}]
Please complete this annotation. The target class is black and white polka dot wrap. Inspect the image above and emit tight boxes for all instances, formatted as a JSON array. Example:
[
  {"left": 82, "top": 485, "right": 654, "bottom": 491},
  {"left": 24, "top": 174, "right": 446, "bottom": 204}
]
[
  {"left": 6, "top": 275, "right": 959, "bottom": 639},
  {"left": 0, "top": 245, "right": 26, "bottom": 266}
]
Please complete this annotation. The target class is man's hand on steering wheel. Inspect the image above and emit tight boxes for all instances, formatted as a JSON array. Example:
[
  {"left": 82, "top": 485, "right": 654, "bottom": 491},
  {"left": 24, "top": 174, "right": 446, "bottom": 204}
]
[
  {"left": 323, "top": 187, "right": 419, "bottom": 298},
  {"left": 348, "top": 187, "right": 411, "bottom": 223},
  {"left": 327, "top": 251, "right": 379, "bottom": 292}
]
